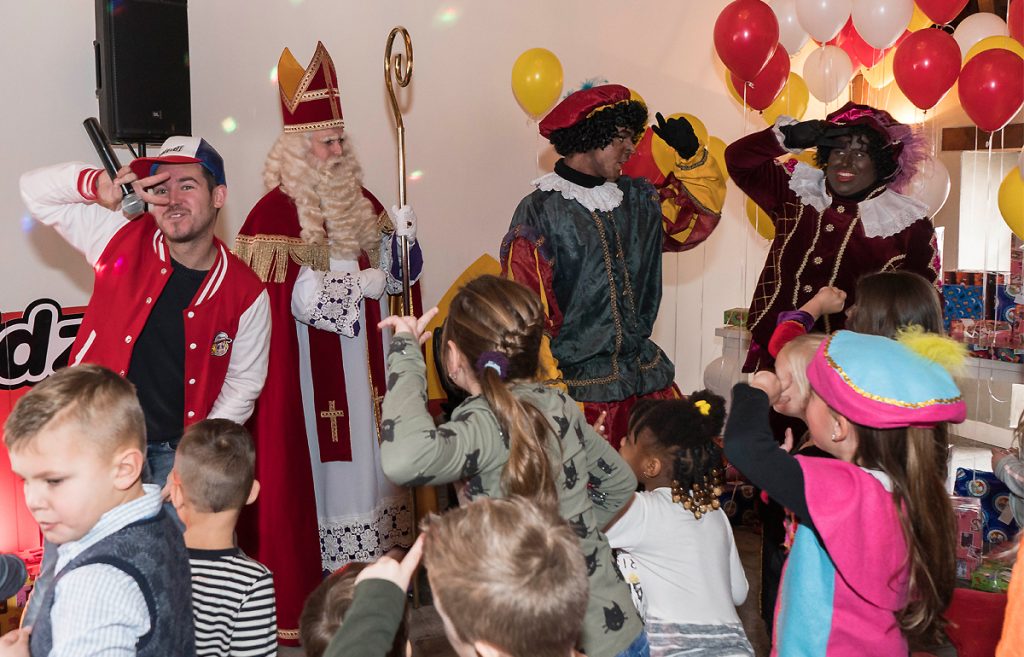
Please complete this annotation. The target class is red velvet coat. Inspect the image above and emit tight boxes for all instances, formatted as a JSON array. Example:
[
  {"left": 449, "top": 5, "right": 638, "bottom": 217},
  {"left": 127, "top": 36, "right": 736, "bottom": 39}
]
[{"left": 726, "top": 127, "right": 939, "bottom": 372}]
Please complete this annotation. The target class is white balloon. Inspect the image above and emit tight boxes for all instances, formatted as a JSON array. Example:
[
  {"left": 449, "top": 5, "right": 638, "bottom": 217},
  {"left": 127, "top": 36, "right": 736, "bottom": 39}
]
[
  {"left": 796, "top": 0, "right": 853, "bottom": 42},
  {"left": 905, "top": 156, "right": 951, "bottom": 217},
  {"left": 803, "top": 45, "right": 855, "bottom": 102},
  {"left": 851, "top": 0, "right": 913, "bottom": 49},
  {"left": 771, "top": 0, "right": 811, "bottom": 54},
  {"left": 953, "top": 13, "right": 1009, "bottom": 59}
]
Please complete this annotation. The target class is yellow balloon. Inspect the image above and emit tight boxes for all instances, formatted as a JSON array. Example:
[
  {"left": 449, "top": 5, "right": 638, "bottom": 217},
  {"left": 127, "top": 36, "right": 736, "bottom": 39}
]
[
  {"left": 708, "top": 136, "right": 729, "bottom": 181},
  {"left": 964, "top": 36, "right": 1024, "bottom": 65},
  {"left": 511, "top": 48, "right": 564, "bottom": 119},
  {"left": 1000, "top": 166, "right": 1024, "bottom": 241},
  {"left": 863, "top": 48, "right": 897, "bottom": 88},
  {"left": 650, "top": 113, "right": 709, "bottom": 172},
  {"left": 908, "top": 3, "right": 932, "bottom": 31},
  {"left": 762, "top": 73, "right": 809, "bottom": 125},
  {"left": 746, "top": 196, "right": 775, "bottom": 240}
]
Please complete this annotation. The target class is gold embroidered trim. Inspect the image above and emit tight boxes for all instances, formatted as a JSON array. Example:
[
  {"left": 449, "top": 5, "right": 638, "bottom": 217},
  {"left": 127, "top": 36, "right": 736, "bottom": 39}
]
[
  {"left": 639, "top": 350, "right": 662, "bottom": 371},
  {"left": 823, "top": 212, "right": 859, "bottom": 334},
  {"left": 676, "top": 147, "right": 709, "bottom": 171},
  {"left": 234, "top": 234, "right": 329, "bottom": 283},
  {"left": 278, "top": 628, "right": 300, "bottom": 640},
  {"left": 564, "top": 211, "right": 623, "bottom": 387},
  {"left": 823, "top": 347, "right": 963, "bottom": 408},
  {"left": 283, "top": 118, "right": 345, "bottom": 134},
  {"left": 790, "top": 209, "right": 824, "bottom": 308},
  {"left": 881, "top": 254, "right": 906, "bottom": 272},
  {"left": 747, "top": 203, "right": 806, "bottom": 333}
]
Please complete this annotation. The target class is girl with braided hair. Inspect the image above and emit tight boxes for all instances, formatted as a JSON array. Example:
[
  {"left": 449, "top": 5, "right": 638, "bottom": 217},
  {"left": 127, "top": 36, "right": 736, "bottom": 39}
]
[
  {"left": 607, "top": 392, "right": 755, "bottom": 657},
  {"left": 378, "top": 274, "right": 649, "bottom": 657}
]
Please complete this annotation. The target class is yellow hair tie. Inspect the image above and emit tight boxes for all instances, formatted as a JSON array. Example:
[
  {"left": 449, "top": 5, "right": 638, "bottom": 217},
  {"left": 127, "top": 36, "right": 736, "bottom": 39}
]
[{"left": 694, "top": 400, "right": 711, "bottom": 416}]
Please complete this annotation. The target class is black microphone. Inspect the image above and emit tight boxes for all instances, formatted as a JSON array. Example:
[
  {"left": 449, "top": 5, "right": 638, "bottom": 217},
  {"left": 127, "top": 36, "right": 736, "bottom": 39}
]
[
  {"left": 0, "top": 554, "right": 28, "bottom": 600},
  {"left": 83, "top": 118, "right": 144, "bottom": 218}
]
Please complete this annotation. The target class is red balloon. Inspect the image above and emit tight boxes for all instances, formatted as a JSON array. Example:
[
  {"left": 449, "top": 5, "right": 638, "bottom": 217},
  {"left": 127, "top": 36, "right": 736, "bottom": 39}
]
[
  {"left": 958, "top": 49, "right": 1024, "bottom": 133},
  {"left": 1010, "top": 0, "right": 1023, "bottom": 44},
  {"left": 714, "top": 0, "right": 781, "bottom": 81},
  {"left": 893, "top": 28, "right": 961, "bottom": 110},
  {"left": 915, "top": 0, "right": 969, "bottom": 26},
  {"left": 730, "top": 45, "right": 791, "bottom": 110}
]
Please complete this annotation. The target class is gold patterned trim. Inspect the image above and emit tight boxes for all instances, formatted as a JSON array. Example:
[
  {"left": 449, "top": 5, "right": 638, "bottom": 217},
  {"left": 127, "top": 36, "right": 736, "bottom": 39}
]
[
  {"left": 823, "top": 347, "right": 963, "bottom": 408},
  {"left": 790, "top": 209, "right": 824, "bottom": 308},
  {"left": 676, "top": 146, "right": 709, "bottom": 171},
  {"left": 880, "top": 254, "right": 906, "bottom": 272},
  {"left": 234, "top": 234, "right": 329, "bottom": 283},
  {"left": 564, "top": 210, "right": 623, "bottom": 387},
  {"left": 822, "top": 210, "right": 860, "bottom": 334},
  {"left": 278, "top": 627, "right": 300, "bottom": 640},
  {"left": 747, "top": 203, "right": 806, "bottom": 333},
  {"left": 639, "top": 350, "right": 662, "bottom": 371},
  {"left": 283, "top": 118, "right": 345, "bottom": 134}
]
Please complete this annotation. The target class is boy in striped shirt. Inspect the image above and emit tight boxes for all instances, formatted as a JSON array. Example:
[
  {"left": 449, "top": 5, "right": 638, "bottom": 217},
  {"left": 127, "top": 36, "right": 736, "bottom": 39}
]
[{"left": 169, "top": 419, "right": 277, "bottom": 656}]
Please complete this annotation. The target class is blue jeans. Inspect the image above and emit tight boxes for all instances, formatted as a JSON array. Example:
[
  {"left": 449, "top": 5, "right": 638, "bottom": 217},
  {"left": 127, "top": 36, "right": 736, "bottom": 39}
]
[
  {"left": 144, "top": 441, "right": 178, "bottom": 489},
  {"left": 143, "top": 441, "right": 184, "bottom": 530},
  {"left": 615, "top": 631, "right": 650, "bottom": 657}
]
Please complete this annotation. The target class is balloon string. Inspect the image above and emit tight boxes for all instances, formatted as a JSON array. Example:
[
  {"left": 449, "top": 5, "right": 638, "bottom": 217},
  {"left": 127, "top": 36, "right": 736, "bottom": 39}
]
[{"left": 742, "top": 82, "right": 750, "bottom": 314}]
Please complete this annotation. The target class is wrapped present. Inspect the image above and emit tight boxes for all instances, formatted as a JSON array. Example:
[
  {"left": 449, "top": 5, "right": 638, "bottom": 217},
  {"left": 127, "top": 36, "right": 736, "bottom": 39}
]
[
  {"left": 719, "top": 481, "right": 759, "bottom": 529},
  {"left": 1012, "top": 235, "right": 1023, "bottom": 289},
  {"left": 723, "top": 307, "right": 748, "bottom": 329},
  {"left": 996, "top": 285, "right": 1019, "bottom": 323},
  {"left": 971, "top": 560, "right": 1013, "bottom": 593},
  {"left": 952, "top": 495, "right": 984, "bottom": 580},
  {"left": 954, "top": 469, "right": 1020, "bottom": 547},
  {"left": 943, "top": 285, "right": 987, "bottom": 331},
  {"left": 948, "top": 319, "right": 1024, "bottom": 349}
]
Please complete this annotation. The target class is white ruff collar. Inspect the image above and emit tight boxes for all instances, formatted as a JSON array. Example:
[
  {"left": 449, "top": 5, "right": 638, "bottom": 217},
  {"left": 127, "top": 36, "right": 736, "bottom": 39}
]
[
  {"left": 788, "top": 163, "right": 928, "bottom": 239},
  {"left": 533, "top": 172, "right": 623, "bottom": 212}
]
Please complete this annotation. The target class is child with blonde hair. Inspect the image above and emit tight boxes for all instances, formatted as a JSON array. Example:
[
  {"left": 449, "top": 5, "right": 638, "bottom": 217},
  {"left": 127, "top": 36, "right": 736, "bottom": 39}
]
[
  {"left": 726, "top": 330, "right": 963, "bottom": 652},
  {"left": 378, "top": 275, "right": 646, "bottom": 657},
  {"left": 0, "top": 365, "right": 194, "bottom": 657}
]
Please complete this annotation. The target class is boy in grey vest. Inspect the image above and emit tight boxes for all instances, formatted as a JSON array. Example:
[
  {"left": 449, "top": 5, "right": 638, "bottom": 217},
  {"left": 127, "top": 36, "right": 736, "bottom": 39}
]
[{"left": 1, "top": 365, "right": 194, "bottom": 657}]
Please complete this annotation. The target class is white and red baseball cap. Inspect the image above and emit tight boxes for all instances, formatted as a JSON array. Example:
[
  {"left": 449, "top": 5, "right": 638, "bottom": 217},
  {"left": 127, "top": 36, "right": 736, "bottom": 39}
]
[{"left": 129, "top": 136, "right": 227, "bottom": 186}]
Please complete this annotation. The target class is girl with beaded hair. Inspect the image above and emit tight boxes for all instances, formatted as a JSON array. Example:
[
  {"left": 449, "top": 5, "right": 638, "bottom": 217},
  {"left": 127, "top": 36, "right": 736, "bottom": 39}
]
[
  {"left": 608, "top": 392, "right": 755, "bottom": 656},
  {"left": 378, "top": 274, "right": 649, "bottom": 657}
]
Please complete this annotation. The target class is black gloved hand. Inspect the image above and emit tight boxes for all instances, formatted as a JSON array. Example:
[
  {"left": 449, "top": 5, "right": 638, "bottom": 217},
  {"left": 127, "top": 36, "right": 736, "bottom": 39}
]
[
  {"left": 651, "top": 112, "right": 700, "bottom": 160},
  {"left": 778, "top": 120, "right": 829, "bottom": 150}
]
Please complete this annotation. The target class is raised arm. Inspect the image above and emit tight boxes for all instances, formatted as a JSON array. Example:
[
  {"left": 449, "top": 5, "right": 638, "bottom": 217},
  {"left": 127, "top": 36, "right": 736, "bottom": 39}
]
[
  {"left": 379, "top": 332, "right": 506, "bottom": 487},
  {"left": 19, "top": 163, "right": 129, "bottom": 266}
]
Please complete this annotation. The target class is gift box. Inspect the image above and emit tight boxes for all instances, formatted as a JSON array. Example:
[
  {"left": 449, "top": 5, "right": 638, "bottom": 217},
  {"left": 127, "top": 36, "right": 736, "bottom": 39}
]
[
  {"left": 996, "top": 285, "right": 1019, "bottom": 323},
  {"left": 943, "top": 285, "right": 987, "bottom": 331},
  {"left": 949, "top": 319, "right": 1024, "bottom": 349},
  {"left": 952, "top": 495, "right": 984, "bottom": 580},
  {"left": 723, "top": 307, "right": 748, "bottom": 329},
  {"left": 954, "top": 469, "right": 1020, "bottom": 547},
  {"left": 719, "top": 481, "right": 759, "bottom": 529},
  {"left": 971, "top": 560, "right": 1013, "bottom": 593},
  {"left": 1011, "top": 235, "right": 1023, "bottom": 290}
]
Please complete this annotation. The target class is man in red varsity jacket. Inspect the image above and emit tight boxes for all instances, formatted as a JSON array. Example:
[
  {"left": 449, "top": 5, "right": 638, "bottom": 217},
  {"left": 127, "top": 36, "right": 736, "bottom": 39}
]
[{"left": 19, "top": 136, "right": 271, "bottom": 490}]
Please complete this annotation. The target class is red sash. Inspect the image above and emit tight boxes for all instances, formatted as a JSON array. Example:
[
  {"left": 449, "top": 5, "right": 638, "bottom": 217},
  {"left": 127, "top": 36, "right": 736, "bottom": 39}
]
[{"left": 308, "top": 253, "right": 389, "bottom": 462}]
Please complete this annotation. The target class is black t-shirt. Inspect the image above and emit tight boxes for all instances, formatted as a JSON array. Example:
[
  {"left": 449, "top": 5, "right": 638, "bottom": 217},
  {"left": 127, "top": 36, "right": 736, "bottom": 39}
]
[{"left": 127, "top": 259, "right": 207, "bottom": 445}]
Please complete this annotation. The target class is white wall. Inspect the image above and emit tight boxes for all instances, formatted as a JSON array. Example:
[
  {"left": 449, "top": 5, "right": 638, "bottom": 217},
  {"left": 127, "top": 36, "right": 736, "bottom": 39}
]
[{"left": 2, "top": 0, "right": 917, "bottom": 394}]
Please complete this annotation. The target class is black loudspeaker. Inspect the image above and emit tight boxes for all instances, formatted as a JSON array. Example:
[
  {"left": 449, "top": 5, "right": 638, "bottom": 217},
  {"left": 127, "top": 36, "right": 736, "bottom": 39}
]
[{"left": 94, "top": 0, "right": 191, "bottom": 143}]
